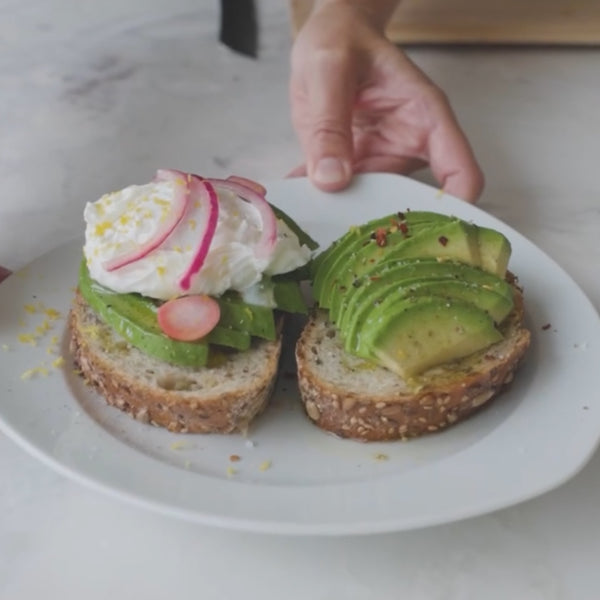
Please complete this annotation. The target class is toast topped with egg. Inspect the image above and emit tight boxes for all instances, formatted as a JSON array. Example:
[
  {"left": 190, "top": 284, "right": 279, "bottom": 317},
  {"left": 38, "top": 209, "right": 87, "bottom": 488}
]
[{"left": 70, "top": 170, "right": 317, "bottom": 433}]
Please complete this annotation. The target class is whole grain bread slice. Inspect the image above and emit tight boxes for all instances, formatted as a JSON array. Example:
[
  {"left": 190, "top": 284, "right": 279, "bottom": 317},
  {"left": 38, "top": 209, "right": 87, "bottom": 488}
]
[
  {"left": 295, "top": 286, "right": 531, "bottom": 442},
  {"left": 69, "top": 291, "right": 282, "bottom": 433}
]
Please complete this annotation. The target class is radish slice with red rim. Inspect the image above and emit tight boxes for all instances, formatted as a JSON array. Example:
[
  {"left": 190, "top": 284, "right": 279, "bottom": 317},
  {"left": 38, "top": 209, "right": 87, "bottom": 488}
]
[
  {"left": 208, "top": 178, "right": 277, "bottom": 260},
  {"left": 157, "top": 295, "right": 220, "bottom": 341},
  {"left": 103, "top": 171, "right": 191, "bottom": 272},
  {"left": 179, "top": 178, "right": 219, "bottom": 291},
  {"left": 226, "top": 175, "right": 267, "bottom": 196}
]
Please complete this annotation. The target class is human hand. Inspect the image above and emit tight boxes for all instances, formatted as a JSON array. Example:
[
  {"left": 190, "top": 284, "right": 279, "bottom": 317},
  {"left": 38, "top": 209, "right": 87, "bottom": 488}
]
[
  {"left": 289, "top": 1, "right": 484, "bottom": 202},
  {"left": 0, "top": 266, "right": 11, "bottom": 284}
]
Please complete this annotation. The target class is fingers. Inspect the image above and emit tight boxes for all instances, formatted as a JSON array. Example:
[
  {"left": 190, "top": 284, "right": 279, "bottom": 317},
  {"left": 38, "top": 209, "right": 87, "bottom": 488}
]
[
  {"left": 291, "top": 50, "right": 356, "bottom": 192},
  {"left": 425, "top": 92, "right": 484, "bottom": 203},
  {"left": 353, "top": 155, "right": 428, "bottom": 175}
]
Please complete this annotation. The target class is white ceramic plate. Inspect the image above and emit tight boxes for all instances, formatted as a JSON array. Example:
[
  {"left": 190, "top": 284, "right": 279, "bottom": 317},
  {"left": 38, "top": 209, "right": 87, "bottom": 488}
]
[{"left": 1, "top": 173, "right": 599, "bottom": 536}]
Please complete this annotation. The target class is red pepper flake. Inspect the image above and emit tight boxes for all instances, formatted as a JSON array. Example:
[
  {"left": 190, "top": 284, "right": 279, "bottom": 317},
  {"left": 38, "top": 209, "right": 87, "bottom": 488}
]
[
  {"left": 399, "top": 221, "right": 409, "bottom": 236},
  {"left": 541, "top": 323, "right": 552, "bottom": 330},
  {"left": 375, "top": 227, "right": 388, "bottom": 247},
  {"left": 369, "top": 276, "right": 381, "bottom": 281},
  {"left": 438, "top": 235, "right": 448, "bottom": 246},
  {"left": 229, "top": 454, "right": 241, "bottom": 462}
]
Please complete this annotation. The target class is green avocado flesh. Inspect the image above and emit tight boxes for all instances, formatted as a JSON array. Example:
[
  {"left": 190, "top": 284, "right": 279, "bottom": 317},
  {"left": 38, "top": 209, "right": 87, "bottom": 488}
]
[
  {"left": 78, "top": 260, "right": 307, "bottom": 367},
  {"left": 312, "top": 211, "right": 453, "bottom": 300},
  {"left": 313, "top": 212, "right": 514, "bottom": 377},
  {"left": 360, "top": 297, "right": 504, "bottom": 378},
  {"left": 317, "top": 218, "right": 482, "bottom": 309}
]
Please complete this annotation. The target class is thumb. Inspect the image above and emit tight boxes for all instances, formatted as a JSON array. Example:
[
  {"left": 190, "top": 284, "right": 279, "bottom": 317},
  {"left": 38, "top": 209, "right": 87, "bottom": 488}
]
[{"left": 293, "top": 52, "right": 355, "bottom": 191}]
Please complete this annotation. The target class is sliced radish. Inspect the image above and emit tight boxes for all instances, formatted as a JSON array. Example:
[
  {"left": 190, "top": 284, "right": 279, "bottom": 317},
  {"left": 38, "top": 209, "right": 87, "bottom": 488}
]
[
  {"left": 226, "top": 175, "right": 267, "bottom": 196},
  {"left": 103, "top": 172, "right": 191, "bottom": 272},
  {"left": 179, "top": 178, "right": 219, "bottom": 291},
  {"left": 208, "top": 178, "right": 277, "bottom": 259},
  {"left": 157, "top": 295, "right": 220, "bottom": 341}
]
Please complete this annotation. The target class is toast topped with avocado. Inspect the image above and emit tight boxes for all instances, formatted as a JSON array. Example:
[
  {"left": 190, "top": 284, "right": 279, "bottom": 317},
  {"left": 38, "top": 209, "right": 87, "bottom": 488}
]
[
  {"left": 296, "top": 210, "right": 531, "bottom": 441},
  {"left": 70, "top": 170, "right": 317, "bottom": 433}
]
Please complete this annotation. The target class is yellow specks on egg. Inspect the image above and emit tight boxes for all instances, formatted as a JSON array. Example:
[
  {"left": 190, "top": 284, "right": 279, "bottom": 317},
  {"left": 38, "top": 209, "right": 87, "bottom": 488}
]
[
  {"left": 94, "top": 221, "right": 113, "bottom": 237},
  {"left": 119, "top": 214, "right": 131, "bottom": 226},
  {"left": 24, "top": 304, "right": 37, "bottom": 314},
  {"left": 188, "top": 219, "right": 197, "bottom": 231},
  {"left": 156, "top": 266, "right": 166, "bottom": 276},
  {"left": 258, "top": 460, "right": 272, "bottom": 472}
]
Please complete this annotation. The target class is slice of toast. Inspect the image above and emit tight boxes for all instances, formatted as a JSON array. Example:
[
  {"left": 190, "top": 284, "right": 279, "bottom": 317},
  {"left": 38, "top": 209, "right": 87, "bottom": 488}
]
[
  {"left": 69, "top": 291, "right": 282, "bottom": 433},
  {"left": 295, "top": 285, "right": 531, "bottom": 442}
]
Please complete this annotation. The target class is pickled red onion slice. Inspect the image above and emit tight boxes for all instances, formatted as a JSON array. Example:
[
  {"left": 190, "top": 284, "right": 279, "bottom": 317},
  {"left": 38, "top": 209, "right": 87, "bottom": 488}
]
[
  {"left": 154, "top": 168, "right": 188, "bottom": 184},
  {"left": 208, "top": 178, "right": 277, "bottom": 260},
  {"left": 103, "top": 171, "right": 191, "bottom": 272},
  {"left": 157, "top": 294, "right": 220, "bottom": 341},
  {"left": 226, "top": 175, "right": 267, "bottom": 196},
  {"left": 179, "top": 178, "right": 219, "bottom": 291}
]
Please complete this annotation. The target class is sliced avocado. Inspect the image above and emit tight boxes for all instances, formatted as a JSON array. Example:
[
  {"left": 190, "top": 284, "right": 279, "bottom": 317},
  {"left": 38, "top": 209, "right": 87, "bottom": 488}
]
[
  {"left": 343, "top": 273, "right": 511, "bottom": 354},
  {"left": 478, "top": 227, "right": 511, "bottom": 277},
  {"left": 392, "top": 279, "right": 512, "bottom": 323},
  {"left": 80, "top": 265, "right": 211, "bottom": 366},
  {"left": 216, "top": 292, "right": 277, "bottom": 340},
  {"left": 312, "top": 211, "right": 453, "bottom": 297},
  {"left": 272, "top": 279, "right": 308, "bottom": 314},
  {"left": 79, "top": 263, "right": 289, "bottom": 366},
  {"left": 333, "top": 258, "right": 513, "bottom": 336},
  {"left": 319, "top": 219, "right": 481, "bottom": 310},
  {"left": 355, "top": 296, "right": 503, "bottom": 378}
]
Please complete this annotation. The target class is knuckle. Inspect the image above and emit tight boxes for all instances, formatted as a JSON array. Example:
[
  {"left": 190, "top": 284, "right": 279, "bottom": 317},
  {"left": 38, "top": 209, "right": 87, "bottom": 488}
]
[{"left": 309, "top": 120, "right": 352, "bottom": 146}]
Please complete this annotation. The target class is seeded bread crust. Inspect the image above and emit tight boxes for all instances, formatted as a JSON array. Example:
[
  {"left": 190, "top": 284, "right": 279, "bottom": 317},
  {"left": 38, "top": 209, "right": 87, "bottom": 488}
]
[
  {"left": 295, "top": 285, "right": 531, "bottom": 442},
  {"left": 69, "top": 291, "right": 282, "bottom": 434}
]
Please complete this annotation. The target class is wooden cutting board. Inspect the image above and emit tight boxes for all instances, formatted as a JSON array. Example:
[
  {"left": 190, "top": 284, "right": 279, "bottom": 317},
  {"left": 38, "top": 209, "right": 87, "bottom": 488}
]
[{"left": 289, "top": 0, "right": 600, "bottom": 45}]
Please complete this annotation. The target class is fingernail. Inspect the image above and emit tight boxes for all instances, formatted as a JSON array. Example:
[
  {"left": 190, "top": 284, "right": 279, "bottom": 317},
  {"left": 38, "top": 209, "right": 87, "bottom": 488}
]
[{"left": 313, "top": 157, "right": 347, "bottom": 186}]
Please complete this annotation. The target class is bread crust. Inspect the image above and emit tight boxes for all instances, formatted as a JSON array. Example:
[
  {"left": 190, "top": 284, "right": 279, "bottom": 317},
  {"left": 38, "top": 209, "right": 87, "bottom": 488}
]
[
  {"left": 69, "top": 292, "right": 281, "bottom": 434},
  {"left": 296, "top": 285, "right": 531, "bottom": 442}
]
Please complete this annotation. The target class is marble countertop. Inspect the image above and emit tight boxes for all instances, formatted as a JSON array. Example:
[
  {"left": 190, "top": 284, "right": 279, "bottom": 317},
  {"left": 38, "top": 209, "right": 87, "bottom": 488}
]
[{"left": 2, "top": 1, "right": 599, "bottom": 598}]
